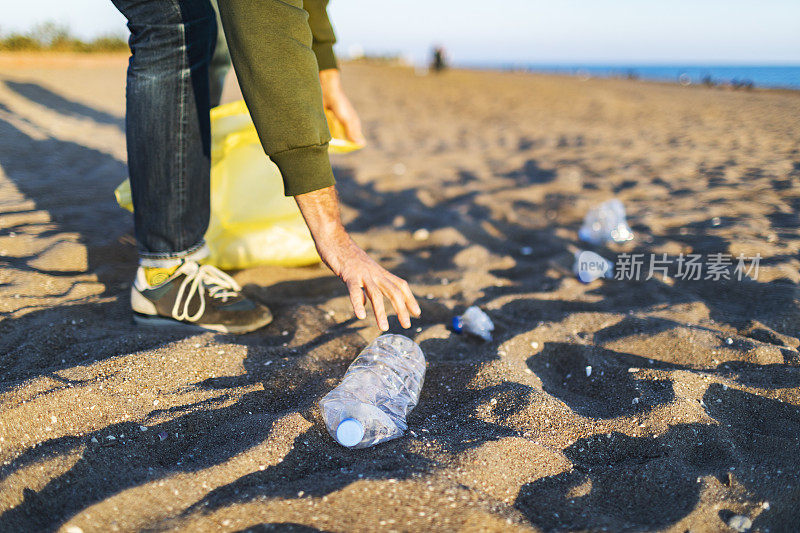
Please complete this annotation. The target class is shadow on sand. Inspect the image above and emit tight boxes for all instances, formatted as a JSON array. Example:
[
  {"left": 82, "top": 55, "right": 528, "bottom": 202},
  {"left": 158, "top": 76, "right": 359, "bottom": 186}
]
[{"left": 1, "top": 79, "right": 799, "bottom": 532}]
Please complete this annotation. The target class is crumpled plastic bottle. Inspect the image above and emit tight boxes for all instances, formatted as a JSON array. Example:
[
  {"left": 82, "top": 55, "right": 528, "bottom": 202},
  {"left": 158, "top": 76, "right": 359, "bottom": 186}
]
[
  {"left": 319, "top": 335, "right": 426, "bottom": 449},
  {"left": 578, "top": 199, "right": 635, "bottom": 244},
  {"left": 452, "top": 306, "right": 494, "bottom": 342},
  {"left": 573, "top": 250, "right": 615, "bottom": 283}
]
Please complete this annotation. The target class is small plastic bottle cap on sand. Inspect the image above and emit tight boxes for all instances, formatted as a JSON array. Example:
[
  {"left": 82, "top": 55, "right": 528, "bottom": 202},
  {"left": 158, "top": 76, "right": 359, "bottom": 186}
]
[{"left": 336, "top": 418, "right": 364, "bottom": 447}]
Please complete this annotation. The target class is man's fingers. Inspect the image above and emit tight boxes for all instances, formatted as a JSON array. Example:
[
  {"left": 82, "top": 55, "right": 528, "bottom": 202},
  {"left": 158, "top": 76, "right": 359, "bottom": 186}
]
[
  {"left": 346, "top": 280, "right": 367, "bottom": 320},
  {"left": 345, "top": 118, "right": 365, "bottom": 146},
  {"left": 379, "top": 278, "right": 412, "bottom": 329},
  {"left": 390, "top": 275, "right": 421, "bottom": 317},
  {"left": 335, "top": 104, "right": 365, "bottom": 145},
  {"left": 364, "top": 281, "right": 389, "bottom": 331}
]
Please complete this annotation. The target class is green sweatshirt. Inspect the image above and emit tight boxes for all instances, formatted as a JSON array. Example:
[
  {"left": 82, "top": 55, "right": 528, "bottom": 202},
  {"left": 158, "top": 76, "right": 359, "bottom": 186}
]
[
  {"left": 305, "top": 0, "right": 338, "bottom": 71},
  {"left": 217, "top": 0, "right": 338, "bottom": 196}
]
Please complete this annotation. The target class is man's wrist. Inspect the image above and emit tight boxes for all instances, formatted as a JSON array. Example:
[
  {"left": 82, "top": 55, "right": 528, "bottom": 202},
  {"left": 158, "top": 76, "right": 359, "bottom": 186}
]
[
  {"left": 310, "top": 223, "right": 352, "bottom": 274},
  {"left": 314, "top": 218, "right": 349, "bottom": 244},
  {"left": 319, "top": 68, "right": 342, "bottom": 94}
]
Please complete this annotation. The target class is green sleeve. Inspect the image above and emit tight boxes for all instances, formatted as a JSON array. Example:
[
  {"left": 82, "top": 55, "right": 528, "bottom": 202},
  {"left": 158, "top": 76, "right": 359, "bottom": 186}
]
[
  {"left": 304, "top": 0, "right": 338, "bottom": 71},
  {"left": 216, "top": 0, "right": 335, "bottom": 196}
]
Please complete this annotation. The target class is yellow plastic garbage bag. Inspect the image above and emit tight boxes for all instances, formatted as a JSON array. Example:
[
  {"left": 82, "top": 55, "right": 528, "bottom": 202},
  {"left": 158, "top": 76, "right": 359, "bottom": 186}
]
[{"left": 115, "top": 100, "right": 362, "bottom": 269}]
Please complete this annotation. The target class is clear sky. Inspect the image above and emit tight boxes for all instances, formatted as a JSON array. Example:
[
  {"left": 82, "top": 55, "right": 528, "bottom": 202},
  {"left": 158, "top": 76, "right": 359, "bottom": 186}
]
[{"left": 3, "top": 0, "right": 799, "bottom": 65}]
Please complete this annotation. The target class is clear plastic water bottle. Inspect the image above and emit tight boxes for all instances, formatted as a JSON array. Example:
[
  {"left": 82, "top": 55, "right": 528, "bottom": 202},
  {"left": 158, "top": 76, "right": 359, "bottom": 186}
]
[
  {"left": 573, "top": 250, "right": 614, "bottom": 283},
  {"left": 319, "top": 335, "right": 426, "bottom": 449},
  {"left": 578, "top": 199, "right": 634, "bottom": 244},
  {"left": 452, "top": 306, "right": 494, "bottom": 342}
]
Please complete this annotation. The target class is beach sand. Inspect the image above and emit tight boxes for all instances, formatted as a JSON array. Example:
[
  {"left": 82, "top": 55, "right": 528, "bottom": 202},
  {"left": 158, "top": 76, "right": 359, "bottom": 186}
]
[{"left": 1, "top": 54, "right": 799, "bottom": 532}]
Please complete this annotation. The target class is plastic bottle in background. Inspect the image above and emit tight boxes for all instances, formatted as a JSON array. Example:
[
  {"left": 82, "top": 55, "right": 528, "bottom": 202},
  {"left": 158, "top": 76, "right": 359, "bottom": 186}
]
[
  {"left": 578, "top": 199, "right": 635, "bottom": 245},
  {"left": 573, "top": 250, "right": 615, "bottom": 283},
  {"left": 452, "top": 306, "right": 494, "bottom": 342},
  {"left": 319, "top": 335, "right": 426, "bottom": 449}
]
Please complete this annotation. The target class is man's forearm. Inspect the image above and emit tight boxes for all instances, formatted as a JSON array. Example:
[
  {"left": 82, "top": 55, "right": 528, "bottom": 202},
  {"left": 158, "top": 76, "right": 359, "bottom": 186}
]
[{"left": 295, "top": 186, "right": 350, "bottom": 264}]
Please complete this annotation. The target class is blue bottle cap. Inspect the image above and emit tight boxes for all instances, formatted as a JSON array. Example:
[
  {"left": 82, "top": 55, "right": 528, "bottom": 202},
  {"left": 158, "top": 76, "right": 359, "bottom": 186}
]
[{"left": 452, "top": 315, "right": 463, "bottom": 333}]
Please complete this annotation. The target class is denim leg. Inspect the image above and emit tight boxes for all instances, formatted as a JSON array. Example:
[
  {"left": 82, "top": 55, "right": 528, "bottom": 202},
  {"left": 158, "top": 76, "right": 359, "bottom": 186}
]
[{"left": 111, "top": 0, "right": 215, "bottom": 263}]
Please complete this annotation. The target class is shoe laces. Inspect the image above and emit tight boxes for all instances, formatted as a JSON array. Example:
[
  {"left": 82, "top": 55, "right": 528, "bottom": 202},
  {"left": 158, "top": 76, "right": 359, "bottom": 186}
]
[{"left": 172, "top": 263, "right": 242, "bottom": 322}]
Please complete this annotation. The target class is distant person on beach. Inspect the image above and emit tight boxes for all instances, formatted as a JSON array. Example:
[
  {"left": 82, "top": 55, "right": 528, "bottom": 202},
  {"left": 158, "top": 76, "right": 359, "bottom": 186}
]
[
  {"left": 111, "top": 0, "right": 419, "bottom": 333},
  {"left": 430, "top": 46, "right": 448, "bottom": 73}
]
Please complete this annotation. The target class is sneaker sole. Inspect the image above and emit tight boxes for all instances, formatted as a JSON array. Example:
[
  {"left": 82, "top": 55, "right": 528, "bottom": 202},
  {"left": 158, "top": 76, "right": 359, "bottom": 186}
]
[{"left": 133, "top": 312, "right": 273, "bottom": 334}]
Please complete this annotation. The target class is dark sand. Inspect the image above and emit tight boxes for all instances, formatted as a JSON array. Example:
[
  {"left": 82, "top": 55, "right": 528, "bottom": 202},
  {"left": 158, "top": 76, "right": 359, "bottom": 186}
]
[{"left": 1, "top": 54, "right": 800, "bottom": 532}]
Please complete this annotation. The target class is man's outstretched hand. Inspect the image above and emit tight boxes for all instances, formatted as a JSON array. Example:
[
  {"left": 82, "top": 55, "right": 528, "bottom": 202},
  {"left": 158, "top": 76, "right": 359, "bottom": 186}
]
[
  {"left": 315, "top": 232, "right": 420, "bottom": 331},
  {"left": 295, "top": 186, "right": 420, "bottom": 331},
  {"left": 319, "top": 68, "right": 366, "bottom": 146}
]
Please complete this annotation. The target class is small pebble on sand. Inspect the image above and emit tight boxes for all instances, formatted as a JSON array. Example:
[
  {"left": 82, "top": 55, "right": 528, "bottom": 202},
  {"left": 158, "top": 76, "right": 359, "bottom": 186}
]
[
  {"left": 413, "top": 229, "right": 430, "bottom": 241},
  {"left": 727, "top": 515, "right": 752, "bottom": 532}
]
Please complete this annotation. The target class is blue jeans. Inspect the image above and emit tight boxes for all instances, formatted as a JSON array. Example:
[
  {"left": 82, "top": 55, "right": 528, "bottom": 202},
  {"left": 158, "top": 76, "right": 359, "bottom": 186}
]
[{"left": 112, "top": 0, "right": 217, "bottom": 266}]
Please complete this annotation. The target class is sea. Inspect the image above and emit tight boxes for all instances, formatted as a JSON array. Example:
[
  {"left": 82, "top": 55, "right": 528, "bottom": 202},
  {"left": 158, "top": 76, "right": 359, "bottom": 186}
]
[{"left": 470, "top": 64, "right": 800, "bottom": 90}]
